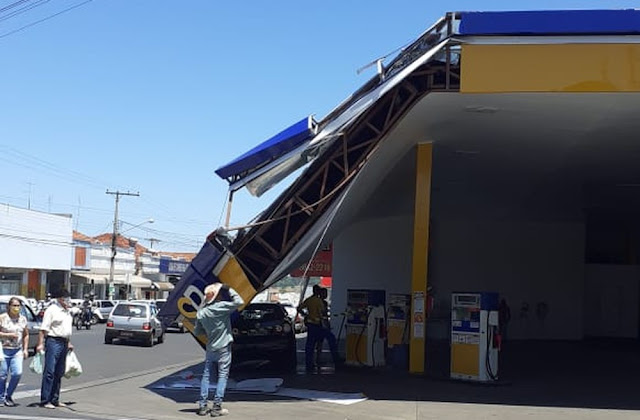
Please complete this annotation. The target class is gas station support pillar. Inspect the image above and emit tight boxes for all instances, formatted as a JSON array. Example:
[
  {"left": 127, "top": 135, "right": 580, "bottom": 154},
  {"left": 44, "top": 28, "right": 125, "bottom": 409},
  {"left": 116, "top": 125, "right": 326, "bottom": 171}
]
[{"left": 409, "top": 142, "right": 432, "bottom": 374}]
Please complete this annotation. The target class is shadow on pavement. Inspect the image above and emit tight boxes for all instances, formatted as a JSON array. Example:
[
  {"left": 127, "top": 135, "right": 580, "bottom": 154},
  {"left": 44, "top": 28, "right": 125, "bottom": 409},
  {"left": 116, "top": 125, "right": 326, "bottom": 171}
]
[{"left": 146, "top": 338, "right": 640, "bottom": 411}]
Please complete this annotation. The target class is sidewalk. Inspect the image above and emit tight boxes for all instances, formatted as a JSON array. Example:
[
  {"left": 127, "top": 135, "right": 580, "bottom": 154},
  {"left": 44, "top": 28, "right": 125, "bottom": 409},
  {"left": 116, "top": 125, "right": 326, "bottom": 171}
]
[{"left": 18, "top": 348, "right": 640, "bottom": 420}]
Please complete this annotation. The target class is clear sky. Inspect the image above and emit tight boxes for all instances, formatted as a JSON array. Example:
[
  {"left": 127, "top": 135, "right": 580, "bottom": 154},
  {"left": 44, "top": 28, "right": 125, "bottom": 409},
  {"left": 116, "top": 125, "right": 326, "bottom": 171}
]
[{"left": 1, "top": 0, "right": 638, "bottom": 252}]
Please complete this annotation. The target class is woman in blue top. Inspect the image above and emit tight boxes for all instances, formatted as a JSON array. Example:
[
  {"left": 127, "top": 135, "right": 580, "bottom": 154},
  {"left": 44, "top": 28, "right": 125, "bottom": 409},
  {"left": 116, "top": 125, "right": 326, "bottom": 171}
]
[{"left": 0, "top": 297, "right": 29, "bottom": 407}]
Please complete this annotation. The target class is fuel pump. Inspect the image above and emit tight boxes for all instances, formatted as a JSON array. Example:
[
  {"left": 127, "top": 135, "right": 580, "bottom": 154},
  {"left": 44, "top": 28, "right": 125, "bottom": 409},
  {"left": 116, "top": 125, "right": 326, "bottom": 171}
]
[
  {"left": 387, "top": 294, "right": 411, "bottom": 368},
  {"left": 450, "top": 292, "right": 500, "bottom": 382},
  {"left": 345, "top": 289, "right": 386, "bottom": 367}
]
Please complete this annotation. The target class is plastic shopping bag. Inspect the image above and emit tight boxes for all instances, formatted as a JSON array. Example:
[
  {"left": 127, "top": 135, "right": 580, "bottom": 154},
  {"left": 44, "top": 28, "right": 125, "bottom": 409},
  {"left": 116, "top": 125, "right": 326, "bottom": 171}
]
[
  {"left": 64, "top": 350, "right": 83, "bottom": 379},
  {"left": 29, "top": 351, "right": 45, "bottom": 374}
]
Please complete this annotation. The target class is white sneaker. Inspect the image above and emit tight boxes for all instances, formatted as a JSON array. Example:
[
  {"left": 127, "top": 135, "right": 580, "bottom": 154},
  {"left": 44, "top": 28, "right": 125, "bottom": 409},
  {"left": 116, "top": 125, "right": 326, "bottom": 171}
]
[{"left": 210, "top": 406, "right": 229, "bottom": 417}]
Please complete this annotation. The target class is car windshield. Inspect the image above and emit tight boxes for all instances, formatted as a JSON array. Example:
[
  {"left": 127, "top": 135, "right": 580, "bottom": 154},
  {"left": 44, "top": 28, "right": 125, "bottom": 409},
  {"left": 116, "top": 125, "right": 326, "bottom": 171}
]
[{"left": 112, "top": 304, "right": 148, "bottom": 318}]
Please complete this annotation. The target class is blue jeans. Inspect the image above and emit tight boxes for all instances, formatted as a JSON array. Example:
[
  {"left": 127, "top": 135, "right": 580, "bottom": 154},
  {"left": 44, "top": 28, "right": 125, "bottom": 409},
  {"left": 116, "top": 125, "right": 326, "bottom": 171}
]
[
  {"left": 0, "top": 348, "right": 23, "bottom": 402},
  {"left": 40, "top": 337, "right": 68, "bottom": 405},
  {"left": 199, "top": 344, "right": 231, "bottom": 408},
  {"left": 305, "top": 323, "right": 339, "bottom": 370}
]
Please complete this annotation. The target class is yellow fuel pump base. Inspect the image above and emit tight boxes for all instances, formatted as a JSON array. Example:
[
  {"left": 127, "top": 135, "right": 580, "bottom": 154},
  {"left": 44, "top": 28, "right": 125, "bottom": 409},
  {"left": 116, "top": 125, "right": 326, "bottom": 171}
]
[{"left": 450, "top": 292, "right": 500, "bottom": 382}]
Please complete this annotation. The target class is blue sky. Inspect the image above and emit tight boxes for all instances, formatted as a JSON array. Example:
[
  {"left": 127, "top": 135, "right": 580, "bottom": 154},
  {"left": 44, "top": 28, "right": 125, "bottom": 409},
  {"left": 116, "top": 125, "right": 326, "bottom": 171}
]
[{"left": 1, "top": 0, "right": 638, "bottom": 252}]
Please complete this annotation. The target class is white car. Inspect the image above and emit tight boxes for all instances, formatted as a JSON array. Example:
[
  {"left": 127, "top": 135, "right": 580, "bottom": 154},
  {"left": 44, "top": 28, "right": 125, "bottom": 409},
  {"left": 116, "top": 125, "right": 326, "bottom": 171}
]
[
  {"left": 281, "top": 303, "right": 306, "bottom": 333},
  {"left": 0, "top": 295, "right": 42, "bottom": 354},
  {"left": 26, "top": 298, "right": 38, "bottom": 312},
  {"left": 92, "top": 300, "right": 117, "bottom": 321}
]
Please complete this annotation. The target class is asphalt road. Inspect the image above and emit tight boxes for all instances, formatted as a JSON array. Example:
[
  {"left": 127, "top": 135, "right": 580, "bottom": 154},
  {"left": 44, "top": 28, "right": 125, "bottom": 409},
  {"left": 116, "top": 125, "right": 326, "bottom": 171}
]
[{"left": 14, "top": 323, "right": 203, "bottom": 411}]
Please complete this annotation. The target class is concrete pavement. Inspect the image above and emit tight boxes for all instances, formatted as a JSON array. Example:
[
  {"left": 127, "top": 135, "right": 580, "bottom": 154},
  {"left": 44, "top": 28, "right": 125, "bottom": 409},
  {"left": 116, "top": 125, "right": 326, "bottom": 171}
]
[
  {"left": 10, "top": 340, "right": 640, "bottom": 419},
  {"left": 13, "top": 361, "right": 640, "bottom": 418}
]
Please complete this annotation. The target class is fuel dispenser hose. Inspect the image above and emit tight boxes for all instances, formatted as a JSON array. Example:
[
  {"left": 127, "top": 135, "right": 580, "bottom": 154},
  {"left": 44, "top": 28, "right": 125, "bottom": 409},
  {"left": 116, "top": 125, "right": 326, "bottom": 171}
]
[{"left": 485, "top": 316, "right": 499, "bottom": 381}]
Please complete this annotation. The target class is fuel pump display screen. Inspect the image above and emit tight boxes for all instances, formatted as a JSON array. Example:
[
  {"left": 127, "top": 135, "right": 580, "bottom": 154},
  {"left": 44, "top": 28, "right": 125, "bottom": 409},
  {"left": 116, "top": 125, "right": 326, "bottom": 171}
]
[
  {"left": 454, "top": 294, "right": 480, "bottom": 307},
  {"left": 451, "top": 293, "right": 481, "bottom": 333}
]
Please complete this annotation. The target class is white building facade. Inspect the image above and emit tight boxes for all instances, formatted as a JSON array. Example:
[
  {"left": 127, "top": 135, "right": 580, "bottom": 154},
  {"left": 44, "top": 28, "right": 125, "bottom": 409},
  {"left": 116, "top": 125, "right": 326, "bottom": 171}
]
[{"left": 0, "top": 204, "right": 73, "bottom": 298}]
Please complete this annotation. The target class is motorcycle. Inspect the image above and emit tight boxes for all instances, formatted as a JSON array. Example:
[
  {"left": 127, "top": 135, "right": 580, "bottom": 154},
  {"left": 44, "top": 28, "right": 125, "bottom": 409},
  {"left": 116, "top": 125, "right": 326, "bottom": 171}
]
[{"left": 72, "top": 306, "right": 93, "bottom": 330}]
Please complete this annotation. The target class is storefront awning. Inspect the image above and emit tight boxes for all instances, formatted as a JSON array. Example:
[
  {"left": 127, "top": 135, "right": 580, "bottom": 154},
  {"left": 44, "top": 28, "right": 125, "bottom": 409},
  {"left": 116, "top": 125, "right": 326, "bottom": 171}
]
[
  {"left": 128, "top": 275, "right": 153, "bottom": 288},
  {"left": 70, "top": 273, "right": 152, "bottom": 287},
  {"left": 71, "top": 273, "right": 109, "bottom": 285},
  {"left": 151, "top": 281, "right": 175, "bottom": 291}
]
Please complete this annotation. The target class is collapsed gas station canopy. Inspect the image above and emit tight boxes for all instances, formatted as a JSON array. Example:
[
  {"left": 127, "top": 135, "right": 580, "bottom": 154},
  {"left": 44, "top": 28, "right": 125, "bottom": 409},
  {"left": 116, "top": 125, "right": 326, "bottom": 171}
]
[
  {"left": 215, "top": 116, "right": 317, "bottom": 196},
  {"left": 161, "top": 9, "right": 640, "bottom": 352}
]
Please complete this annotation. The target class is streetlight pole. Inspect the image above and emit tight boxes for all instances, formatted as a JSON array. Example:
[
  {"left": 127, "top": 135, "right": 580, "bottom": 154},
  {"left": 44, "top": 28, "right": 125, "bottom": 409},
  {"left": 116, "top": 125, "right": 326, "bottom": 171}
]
[{"left": 107, "top": 190, "right": 139, "bottom": 300}]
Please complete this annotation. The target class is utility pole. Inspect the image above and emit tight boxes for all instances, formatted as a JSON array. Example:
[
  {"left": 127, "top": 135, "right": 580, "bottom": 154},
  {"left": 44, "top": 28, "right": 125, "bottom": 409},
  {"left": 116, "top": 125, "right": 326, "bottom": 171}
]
[
  {"left": 26, "top": 181, "right": 34, "bottom": 210},
  {"left": 146, "top": 238, "right": 161, "bottom": 249},
  {"left": 106, "top": 190, "right": 139, "bottom": 300}
]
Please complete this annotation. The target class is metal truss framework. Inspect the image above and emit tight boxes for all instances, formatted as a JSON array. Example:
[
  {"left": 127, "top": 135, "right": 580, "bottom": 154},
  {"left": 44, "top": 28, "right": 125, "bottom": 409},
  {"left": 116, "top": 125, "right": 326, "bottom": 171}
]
[{"left": 231, "top": 50, "right": 461, "bottom": 290}]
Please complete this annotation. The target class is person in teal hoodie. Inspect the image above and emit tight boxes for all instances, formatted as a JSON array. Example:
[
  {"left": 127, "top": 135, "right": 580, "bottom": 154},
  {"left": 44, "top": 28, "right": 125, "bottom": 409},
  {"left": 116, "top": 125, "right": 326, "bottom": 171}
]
[{"left": 194, "top": 283, "right": 244, "bottom": 417}]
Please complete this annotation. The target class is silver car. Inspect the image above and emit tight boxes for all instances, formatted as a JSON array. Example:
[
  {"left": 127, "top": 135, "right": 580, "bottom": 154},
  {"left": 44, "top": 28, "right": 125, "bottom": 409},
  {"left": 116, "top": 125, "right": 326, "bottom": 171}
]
[
  {"left": 104, "top": 301, "right": 164, "bottom": 347},
  {"left": 0, "top": 295, "right": 41, "bottom": 354}
]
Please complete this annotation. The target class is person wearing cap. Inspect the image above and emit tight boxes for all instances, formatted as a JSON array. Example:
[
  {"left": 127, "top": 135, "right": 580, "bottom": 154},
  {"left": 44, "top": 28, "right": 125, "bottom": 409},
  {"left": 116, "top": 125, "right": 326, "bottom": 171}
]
[
  {"left": 194, "top": 283, "right": 244, "bottom": 417},
  {"left": 36, "top": 289, "right": 74, "bottom": 409}
]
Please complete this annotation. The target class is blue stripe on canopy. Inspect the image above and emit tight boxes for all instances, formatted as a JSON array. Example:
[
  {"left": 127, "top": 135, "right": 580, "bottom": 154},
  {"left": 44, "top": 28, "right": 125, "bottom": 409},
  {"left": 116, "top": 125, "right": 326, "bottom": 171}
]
[
  {"left": 459, "top": 9, "right": 640, "bottom": 36},
  {"left": 215, "top": 116, "right": 313, "bottom": 181}
]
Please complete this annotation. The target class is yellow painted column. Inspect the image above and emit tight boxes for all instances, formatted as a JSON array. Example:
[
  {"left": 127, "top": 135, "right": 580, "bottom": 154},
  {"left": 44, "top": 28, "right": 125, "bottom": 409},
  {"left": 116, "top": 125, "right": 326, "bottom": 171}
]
[{"left": 410, "top": 143, "right": 432, "bottom": 374}]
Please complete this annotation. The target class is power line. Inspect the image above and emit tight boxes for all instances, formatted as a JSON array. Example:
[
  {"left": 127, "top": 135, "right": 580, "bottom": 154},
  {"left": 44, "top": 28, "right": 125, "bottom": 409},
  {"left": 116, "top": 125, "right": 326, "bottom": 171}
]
[
  {"left": 0, "top": 146, "right": 107, "bottom": 190},
  {"left": 1, "top": 146, "right": 217, "bottom": 227},
  {"left": 0, "top": 232, "right": 73, "bottom": 247},
  {"left": 0, "top": 0, "right": 92, "bottom": 40},
  {"left": 0, "top": 0, "right": 34, "bottom": 14},
  {"left": 0, "top": 0, "right": 51, "bottom": 24}
]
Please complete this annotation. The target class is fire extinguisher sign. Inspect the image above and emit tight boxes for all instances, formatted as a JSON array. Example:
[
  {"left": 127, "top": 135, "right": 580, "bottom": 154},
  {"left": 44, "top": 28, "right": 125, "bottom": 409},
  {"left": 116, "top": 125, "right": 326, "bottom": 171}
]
[{"left": 412, "top": 291, "right": 425, "bottom": 339}]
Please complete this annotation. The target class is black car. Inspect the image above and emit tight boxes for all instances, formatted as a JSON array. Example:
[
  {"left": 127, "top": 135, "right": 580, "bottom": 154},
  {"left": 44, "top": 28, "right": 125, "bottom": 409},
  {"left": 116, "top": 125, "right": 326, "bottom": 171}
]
[
  {"left": 155, "top": 299, "right": 185, "bottom": 333},
  {"left": 231, "top": 303, "right": 297, "bottom": 371}
]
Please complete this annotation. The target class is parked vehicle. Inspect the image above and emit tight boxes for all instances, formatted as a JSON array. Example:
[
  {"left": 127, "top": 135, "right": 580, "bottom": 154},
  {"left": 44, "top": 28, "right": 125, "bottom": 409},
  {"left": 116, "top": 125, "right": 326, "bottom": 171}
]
[
  {"left": 155, "top": 299, "right": 185, "bottom": 333},
  {"left": 35, "top": 299, "right": 54, "bottom": 318},
  {"left": 281, "top": 303, "right": 306, "bottom": 334},
  {"left": 0, "top": 295, "right": 41, "bottom": 354},
  {"left": 105, "top": 301, "right": 164, "bottom": 347},
  {"left": 25, "top": 298, "right": 38, "bottom": 312},
  {"left": 231, "top": 302, "right": 297, "bottom": 371},
  {"left": 92, "top": 300, "right": 116, "bottom": 322}
]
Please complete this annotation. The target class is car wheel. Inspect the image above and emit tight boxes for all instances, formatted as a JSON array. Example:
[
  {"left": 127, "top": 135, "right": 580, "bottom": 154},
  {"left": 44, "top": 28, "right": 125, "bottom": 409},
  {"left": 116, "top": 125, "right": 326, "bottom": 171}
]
[
  {"left": 104, "top": 336, "right": 113, "bottom": 345},
  {"left": 91, "top": 315, "right": 99, "bottom": 325},
  {"left": 145, "top": 332, "right": 154, "bottom": 347}
]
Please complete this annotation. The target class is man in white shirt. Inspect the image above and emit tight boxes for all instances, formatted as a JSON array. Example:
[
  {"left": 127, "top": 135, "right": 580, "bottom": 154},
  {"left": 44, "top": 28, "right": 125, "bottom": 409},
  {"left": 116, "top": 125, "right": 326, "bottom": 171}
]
[{"left": 36, "top": 289, "right": 74, "bottom": 409}]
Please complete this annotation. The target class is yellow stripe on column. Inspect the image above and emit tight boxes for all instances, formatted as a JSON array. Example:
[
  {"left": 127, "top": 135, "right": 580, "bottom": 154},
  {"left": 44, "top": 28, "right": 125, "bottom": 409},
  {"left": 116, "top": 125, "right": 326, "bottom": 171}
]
[
  {"left": 410, "top": 143, "right": 432, "bottom": 374},
  {"left": 461, "top": 44, "right": 640, "bottom": 93},
  {"left": 217, "top": 256, "right": 257, "bottom": 308}
]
